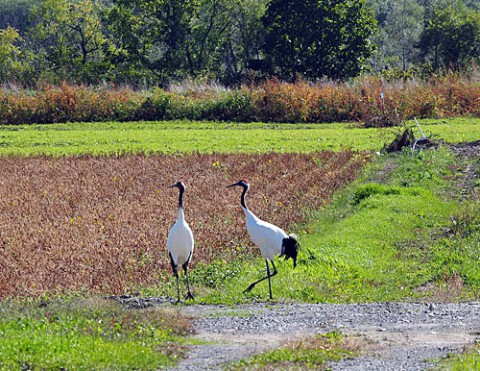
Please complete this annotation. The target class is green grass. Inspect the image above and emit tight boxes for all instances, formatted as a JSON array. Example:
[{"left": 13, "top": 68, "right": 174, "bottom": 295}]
[
  {"left": 226, "top": 331, "right": 358, "bottom": 370},
  {"left": 440, "top": 347, "right": 480, "bottom": 370},
  {"left": 421, "top": 117, "right": 480, "bottom": 143},
  {"left": 0, "top": 121, "right": 393, "bottom": 156},
  {"left": 177, "top": 145, "right": 480, "bottom": 304},
  {"left": 0, "top": 297, "right": 192, "bottom": 370},
  {"left": 0, "top": 117, "right": 478, "bottom": 156}
]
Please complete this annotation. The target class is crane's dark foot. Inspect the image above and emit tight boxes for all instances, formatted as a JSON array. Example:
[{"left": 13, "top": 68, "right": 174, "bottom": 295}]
[
  {"left": 243, "top": 283, "right": 256, "bottom": 294},
  {"left": 185, "top": 291, "right": 195, "bottom": 301}
]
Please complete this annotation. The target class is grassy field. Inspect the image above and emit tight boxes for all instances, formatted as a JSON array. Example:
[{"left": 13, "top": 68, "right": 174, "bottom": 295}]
[
  {"left": 0, "top": 117, "right": 479, "bottom": 156},
  {"left": 0, "top": 117, "right": 480, "bottom": 369},
  {"left": 0, "top": 120, "right": 389, "bottom": 156},
  {"left": 0, "top": 297, "right": 193, "bottom": 370},
  {"left": 227, "top": 331, "right": 360, "bottom": 370}
]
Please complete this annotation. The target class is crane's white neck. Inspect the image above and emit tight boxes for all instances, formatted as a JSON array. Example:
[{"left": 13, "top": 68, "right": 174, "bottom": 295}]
[
  {"left": 242, "top": 205, "right": 258, "bottom": 221},
  {"left": 177, "top": 206, "right": 185, "bottom": 221}
]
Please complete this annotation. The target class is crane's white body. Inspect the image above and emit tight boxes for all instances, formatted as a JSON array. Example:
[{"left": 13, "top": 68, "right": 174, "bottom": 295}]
[
  {"left": 228, "top": 179, "right": 299, "bottom": 299},
  {"left": 243, "top": 207, "right": 287, "bottom": 261},
  {"left": 167, "top": 207, "right": 194, "bottom": 267},
  {"left": 167, "top": 181, "right": 195, "bottom": 301}
]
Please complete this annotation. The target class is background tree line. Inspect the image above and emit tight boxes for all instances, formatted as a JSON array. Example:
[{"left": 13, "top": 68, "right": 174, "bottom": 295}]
[{"left": 0, "top": 0, "right": 479, "bottom": 87}]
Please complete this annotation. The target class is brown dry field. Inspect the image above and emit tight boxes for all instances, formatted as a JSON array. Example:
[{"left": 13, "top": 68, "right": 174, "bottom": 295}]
[{"left": 0, "top": 152, "right": 367, "bottom": 298}]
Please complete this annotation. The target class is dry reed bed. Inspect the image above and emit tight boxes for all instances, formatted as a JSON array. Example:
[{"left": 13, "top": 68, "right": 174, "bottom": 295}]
[{"left": 0, "top": 152, "right": 367, "bottom": 298}]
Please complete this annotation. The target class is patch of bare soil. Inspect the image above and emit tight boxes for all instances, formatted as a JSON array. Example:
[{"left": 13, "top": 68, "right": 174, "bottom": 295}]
[{"left": 449, "top": 141, "right": 480, "bottom": 201}]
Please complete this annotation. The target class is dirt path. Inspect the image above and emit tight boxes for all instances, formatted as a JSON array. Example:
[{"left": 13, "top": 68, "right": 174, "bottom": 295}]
[{"left": 165, "top": 302, "right": 480, "bottom": 370}]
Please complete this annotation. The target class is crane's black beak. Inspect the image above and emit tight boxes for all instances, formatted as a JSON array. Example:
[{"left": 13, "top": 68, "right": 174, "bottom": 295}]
[{"left": 227, "top": 181, "right": 240, "bottom": 188}]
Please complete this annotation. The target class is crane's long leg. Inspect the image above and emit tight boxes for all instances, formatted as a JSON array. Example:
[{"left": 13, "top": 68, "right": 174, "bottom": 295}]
[
  {"left": 267, "top": 260, "right": 277, "bottom": 300},
  {"left": 243, "top": 259, "right": 277, "bottom": 298},
  {"left": 169, "top": 253, "right": 181, "bottom": 303},
  {"left": 183, "top": 262, "right": 195, "bottom": 301}
]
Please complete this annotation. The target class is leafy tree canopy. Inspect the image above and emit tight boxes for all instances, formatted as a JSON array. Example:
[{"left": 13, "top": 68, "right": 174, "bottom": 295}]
[
  {"left": 418, "top": 2, "right": 480, "bottom": 71},
  {"left": 262, "top": 0, "right": 377, "bottom": 80}
]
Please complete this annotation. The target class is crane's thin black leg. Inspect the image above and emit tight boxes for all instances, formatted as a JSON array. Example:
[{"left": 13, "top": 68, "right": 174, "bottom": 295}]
[
  {"left": 267, "top": 260, "right": 277, "bottom": 300},
  {"left": 169, "top": 253, "right": 181, "bottom": 303},
  {"left": 244, "top": 259, "right": 278, "bottom": 298},
  {"left": 183, "top": 262, "right": 195, "bottom": 301}
]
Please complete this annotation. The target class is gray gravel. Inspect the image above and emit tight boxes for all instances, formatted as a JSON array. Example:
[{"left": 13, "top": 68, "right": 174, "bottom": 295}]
[{"left": 163, "top": 302, "right": 480, "bottom": 370}]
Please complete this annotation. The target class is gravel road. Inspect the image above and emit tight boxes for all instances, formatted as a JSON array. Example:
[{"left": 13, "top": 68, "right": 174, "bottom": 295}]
[{"left": 155, "top": 301, "right": 479, "bottom": 370}]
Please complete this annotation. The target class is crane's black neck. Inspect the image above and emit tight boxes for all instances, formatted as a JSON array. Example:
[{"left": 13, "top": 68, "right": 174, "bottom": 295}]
[
  {"left": 177, "top": 186, "right": 184, "bottom": 210},
  {"left": 240, "top": 184, "right": 248, "bottom": 209}
]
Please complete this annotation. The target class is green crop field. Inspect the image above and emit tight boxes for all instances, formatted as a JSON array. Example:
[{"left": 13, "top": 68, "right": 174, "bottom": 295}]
[
  {"left": 0, "top": 117, "right": 479, "bottom": 156},
  {"left": 0, "top": 121, "right": 389, "bottom": 156},
  {"left": 0, "top": 119, "right": 480, "bottom": 156}
]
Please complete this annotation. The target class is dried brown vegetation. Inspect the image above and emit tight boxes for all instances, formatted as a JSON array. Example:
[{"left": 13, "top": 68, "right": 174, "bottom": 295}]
[
  {"left": 2, "top": 74, "right": 480, "bottom": 125},
  {"left": 0, "top": 152, "right": 367, "bottom": 298}
]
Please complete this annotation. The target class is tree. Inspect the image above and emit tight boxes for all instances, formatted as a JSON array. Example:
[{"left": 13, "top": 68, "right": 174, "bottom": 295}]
[
  {"left": 0, "top": 0, "right": 37, "bottom": 32},
  {"left": 107, "top": 0, "right": 199, "bottom": 84},
  {"left": 368, "top": 0, "right": 424, "bottom": 72},
  {"left": 218, "top": 0, "right": 268, "bottom": 84},
  {"left": 418, "top": 3, "right": 480, "bottom": 71},
  {"left": 262, "top": 0, "right": 377, "bottom": 81},
  {"left": 0, "top": 26, "right": 33, "bottom": 83},
  {"left": 184, "top": 0, "right": 268, "bottom": 84},
  {"left": 29, "top": 0, "right": 109, "bottom": 83},
  {"left": 107, "top": 0, "right": 268, "bottom": 85}
]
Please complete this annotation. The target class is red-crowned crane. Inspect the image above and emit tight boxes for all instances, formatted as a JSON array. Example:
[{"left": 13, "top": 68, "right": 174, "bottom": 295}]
[
  {"left": 227, "top": 179, "right": 299, "bottom": 299},
  {"left": 167, "top": 181, "right": 195, "bottom": 302}
]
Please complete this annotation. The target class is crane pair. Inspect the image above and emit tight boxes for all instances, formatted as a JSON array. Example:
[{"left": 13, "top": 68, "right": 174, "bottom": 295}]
[{"left": 167, "top": 179, "right": 300, "bottom": 302}]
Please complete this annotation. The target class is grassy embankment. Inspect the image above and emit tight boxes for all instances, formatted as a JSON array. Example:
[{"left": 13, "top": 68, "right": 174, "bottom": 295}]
[{"left": 0, "top": 118, "right": 480, "bottom": 369}]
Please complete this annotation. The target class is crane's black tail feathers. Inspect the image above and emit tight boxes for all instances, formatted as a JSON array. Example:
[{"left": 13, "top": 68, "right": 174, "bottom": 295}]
[{"left": 282, "top": 235, "right": 299, "bottom": 268}]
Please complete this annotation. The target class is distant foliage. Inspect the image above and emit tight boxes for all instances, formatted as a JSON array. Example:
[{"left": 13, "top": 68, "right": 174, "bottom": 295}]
[
  {"left": 262, "top": 0, "right": 377, "bottom": 80},
  {"left": 418, "top": 4, "right": 480, "bottom": 71},
  {"left": 1, "top": 75, "right": 480, "bottom": 125},
  {"left": 0, "top": 0, "right": 480, "bottom": 84}
]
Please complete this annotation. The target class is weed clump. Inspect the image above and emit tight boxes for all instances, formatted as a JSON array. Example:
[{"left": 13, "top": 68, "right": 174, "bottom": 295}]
[{"left": 351, "top": 183, "right": 422, "bottom": 205}]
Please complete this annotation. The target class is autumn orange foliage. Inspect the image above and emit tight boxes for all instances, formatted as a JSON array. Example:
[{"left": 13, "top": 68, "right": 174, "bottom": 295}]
[{"left": 1, "top": 74, "right": 480, "bottom": 125}]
